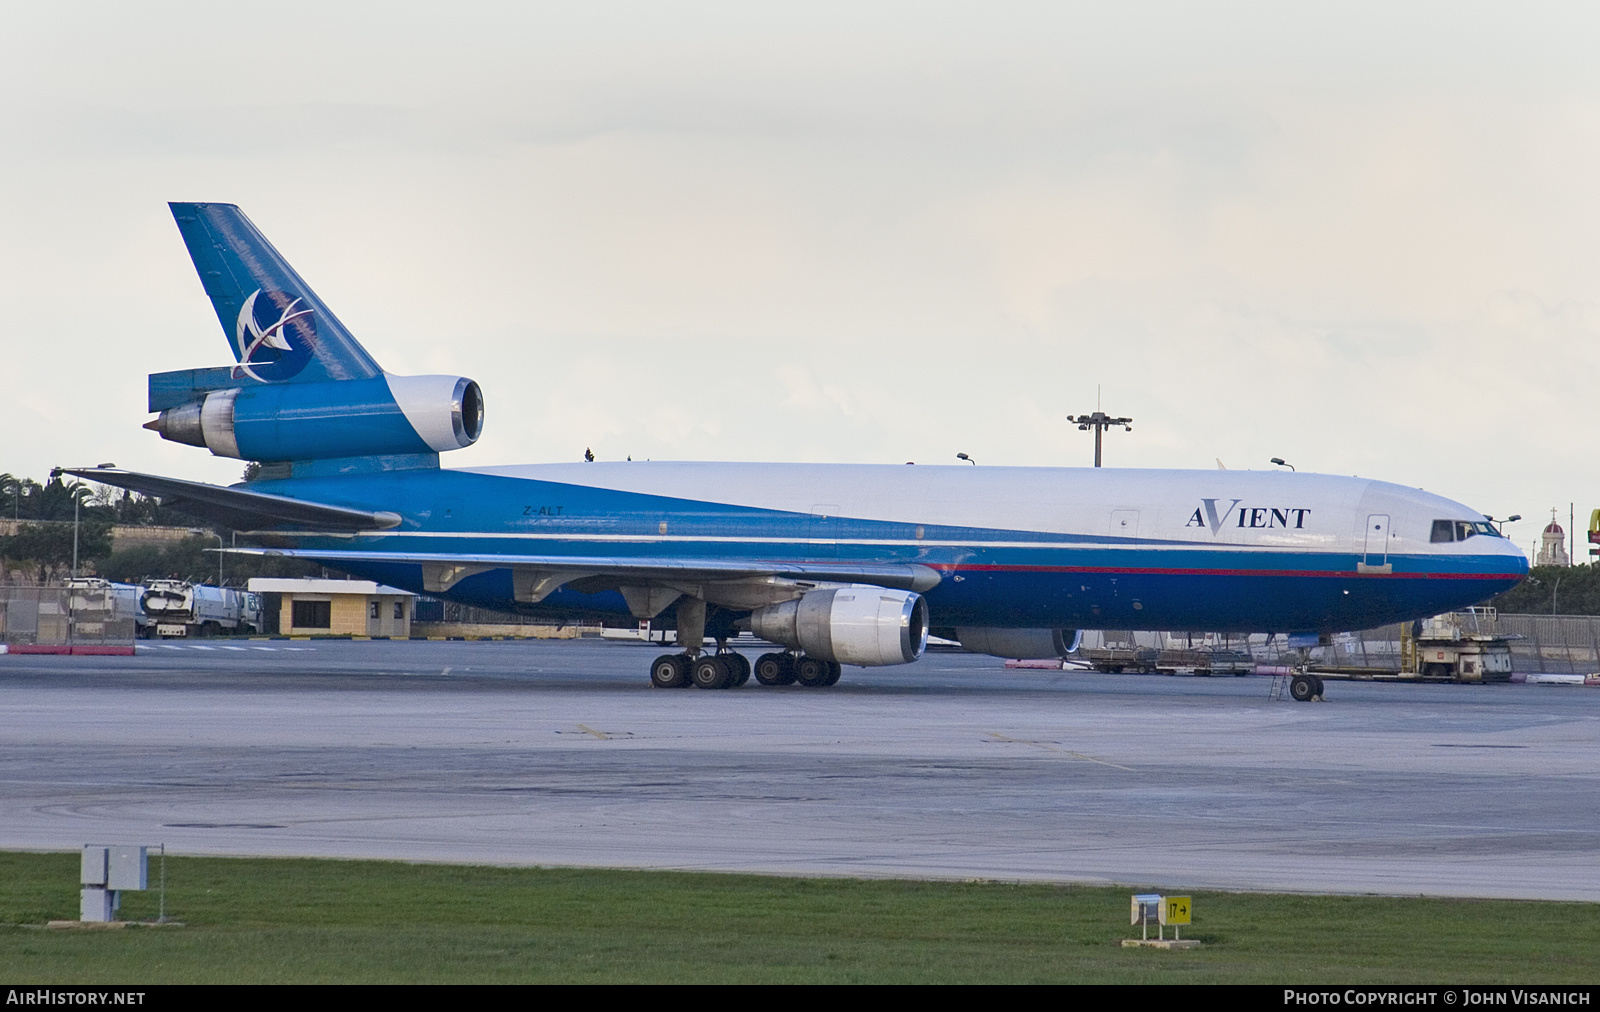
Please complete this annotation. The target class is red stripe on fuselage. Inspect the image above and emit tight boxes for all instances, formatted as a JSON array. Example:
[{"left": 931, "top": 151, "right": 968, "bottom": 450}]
[{"left": 931, "top": 563, "right": 1515, "bottom": 580}]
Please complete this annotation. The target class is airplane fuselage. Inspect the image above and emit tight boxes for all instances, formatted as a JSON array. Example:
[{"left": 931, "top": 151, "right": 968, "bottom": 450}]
[
  {"left": 81, "top": 201, "right": 1530, "bottom": 693},
  {"left": 254, "top": 461, "right": 1527, "bottom": 634}
]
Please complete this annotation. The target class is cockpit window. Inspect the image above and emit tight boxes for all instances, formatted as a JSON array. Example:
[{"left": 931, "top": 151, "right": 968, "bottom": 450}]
[{"left": 1432, "top": 519, "right": 1501, "bottom": 543}]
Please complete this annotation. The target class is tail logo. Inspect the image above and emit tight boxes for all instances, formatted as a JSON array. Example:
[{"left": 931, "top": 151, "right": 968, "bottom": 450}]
[{"left": 233, "top": 289, "right": 314, "bottom": 381}]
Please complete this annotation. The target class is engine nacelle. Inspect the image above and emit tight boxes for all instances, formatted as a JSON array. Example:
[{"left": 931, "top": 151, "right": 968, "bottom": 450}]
[
  {"left": 146, "top": 374, "right": 483, "bottom": 462},
  {"left": 956, "top": 627, "right": 1080, "bottom": 659},
  {"left": 750, "top": 587, "right": 928, "bottom": 666}
]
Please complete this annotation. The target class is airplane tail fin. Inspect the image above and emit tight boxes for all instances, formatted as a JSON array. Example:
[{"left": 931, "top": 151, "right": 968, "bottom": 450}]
[
  {"left": 146, "top": 203, "right": 481, "bottom": 471},
  {"left": 168, "top": 202, "right": 383, "bottom": 384}
]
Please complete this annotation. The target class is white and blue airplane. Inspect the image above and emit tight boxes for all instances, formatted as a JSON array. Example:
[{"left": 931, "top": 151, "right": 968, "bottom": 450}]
[{"left": 68, "top": 203, "right": 1528, "bottom": 698}]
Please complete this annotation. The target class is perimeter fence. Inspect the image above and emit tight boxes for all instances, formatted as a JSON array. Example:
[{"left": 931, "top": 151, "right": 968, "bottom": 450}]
[
  {"left": 0, "top": 585, "right": 136, "bottom": 654},
  {"left": 1079, "top": 613, "right": 1600, "bottom": 675}
]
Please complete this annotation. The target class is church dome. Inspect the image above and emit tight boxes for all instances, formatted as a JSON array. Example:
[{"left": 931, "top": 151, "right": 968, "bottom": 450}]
[{"left": 1545, "top": 521, "right": 1565, "bottom": 535}]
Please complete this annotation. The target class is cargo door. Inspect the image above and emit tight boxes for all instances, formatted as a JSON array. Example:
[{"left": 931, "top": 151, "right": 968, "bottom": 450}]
[{"left": 1360, "top": 514, "right": 1392, "bottom": 573}]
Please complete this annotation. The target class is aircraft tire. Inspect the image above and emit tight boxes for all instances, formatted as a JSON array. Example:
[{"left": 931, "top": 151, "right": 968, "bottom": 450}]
[
  {"left": 1289, "top": 673, "right": 1317, "bottom": 702},
  {"left": 650, "top": 654, "right": 690, "bottom": 689},
  {"left": 723, "top": 653, "right": 751, "bottom": 686},
  {"left": 823, "top": 661, "right": 842, "bottom": 686},
  {"left": 795, "top": 656, "right": 832, "bottom": 687},
  {"left": 692, "top": 655, "right": 732, "bottom": 690},
  {"left": 754, "top": 653, "right": 796, "bottom": 686}
]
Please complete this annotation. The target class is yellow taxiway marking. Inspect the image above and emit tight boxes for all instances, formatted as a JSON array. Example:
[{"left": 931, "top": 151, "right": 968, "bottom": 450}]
[
  {"left": 577, "top": 724, "right": 611, "bottom": 740},
  {"left": 985, "top": 731, "right": 1136, "bottom": 771}
]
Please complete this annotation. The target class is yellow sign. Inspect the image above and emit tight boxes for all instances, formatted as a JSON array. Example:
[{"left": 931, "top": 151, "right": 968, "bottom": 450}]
[{"left": 1160, "top": 896, "right": 1191, "bottom": 926}]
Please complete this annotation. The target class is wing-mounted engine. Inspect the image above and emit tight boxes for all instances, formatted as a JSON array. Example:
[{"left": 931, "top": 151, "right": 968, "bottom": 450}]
[
  {"left": 748, "top": 587, "right": 929, "bottom": 666},
  {"left": 955, "top": 627, "right": 1081, "bottom": 660},
  {"left": 145, "top": 373, "right": 483, "bottom": 462}
]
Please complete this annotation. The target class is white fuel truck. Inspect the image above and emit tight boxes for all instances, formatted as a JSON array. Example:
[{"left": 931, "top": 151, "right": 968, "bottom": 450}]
[{"left": 139, "top": 580, "right": 262, "bottom": 638}]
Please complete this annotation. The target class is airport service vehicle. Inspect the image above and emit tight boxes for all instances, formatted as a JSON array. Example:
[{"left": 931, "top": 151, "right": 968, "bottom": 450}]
[
  {"left": 139, "top": 579, "right": 262, "bottom": 638},
  {"left": 1283, "top": 614, "right": 1516, "bottom": 701},
  {"left": 65, "top": 578, "right": 147, "bottom": 637},
  {"left": 1401, "top": 612, "right": 1514, "bottom": 683},
  {"left": 67, "top": 202, "right": 1527, "bottom": 692}
]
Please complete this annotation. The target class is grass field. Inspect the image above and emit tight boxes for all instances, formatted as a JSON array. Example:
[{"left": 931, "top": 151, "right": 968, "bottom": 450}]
[{"left": 1, "top": 852, "right": 1596, "bottom": 983}]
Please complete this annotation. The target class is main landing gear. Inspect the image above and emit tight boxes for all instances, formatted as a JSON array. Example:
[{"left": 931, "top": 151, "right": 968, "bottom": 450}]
[
  {"left": 649, "top": 651, "right": 841, "bottom": 690},
  {"left": 755, "top": 652, "right": 841, "bottom": 688},
  {"left": 650, "top": 651, "right": 751, "bottom": 690},
  {"left": 646, "top": 597, "right": 841, "bottom": 690}
]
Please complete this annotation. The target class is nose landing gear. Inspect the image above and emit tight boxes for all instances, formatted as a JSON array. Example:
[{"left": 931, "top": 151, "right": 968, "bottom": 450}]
[{"left": 1288, "top": 672, "right": 1325, "bottom": 702}]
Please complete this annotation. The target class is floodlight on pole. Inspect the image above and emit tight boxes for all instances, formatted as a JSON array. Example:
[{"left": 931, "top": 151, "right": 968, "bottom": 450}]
[
  {"left": 1484, "top": 514, "right": 1522, "bottom": 536},
  {"left": 1069, "top": 412, "right": 1133, "bottom": 467},
  {"left": 190, "top": 528, "right": 225, "bottom": 586},
  {"left": 50, "top": 466, "right": 85, "bottom": 578},
  {"left": 1270, "top": 457, "right": 1295, "bottom": 471}
]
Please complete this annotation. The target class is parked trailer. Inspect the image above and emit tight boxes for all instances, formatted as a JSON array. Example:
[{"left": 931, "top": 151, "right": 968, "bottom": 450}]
[
  {"left": 1081, "top": 644, "right": 1159, "bottom": 673},
  {"left": 140, "top": 580, "right": 262, "bottom": 638}
]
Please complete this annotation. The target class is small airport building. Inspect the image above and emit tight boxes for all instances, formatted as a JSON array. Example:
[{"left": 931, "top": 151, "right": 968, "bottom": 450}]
[{"left": 247, "top": 578, "right": 415, "bottom": 638}]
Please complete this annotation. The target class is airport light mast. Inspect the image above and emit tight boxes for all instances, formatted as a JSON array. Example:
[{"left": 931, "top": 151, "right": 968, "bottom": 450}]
[{"left": 1071, "top": 412, "right": 1133, "bottom": 467}]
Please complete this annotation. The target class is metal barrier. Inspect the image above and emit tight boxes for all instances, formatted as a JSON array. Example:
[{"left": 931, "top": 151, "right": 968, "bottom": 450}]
[
  {"left": 1079, "top": 614, "right": 1600, "bottom": 675},
  {"left": 1, "top": 586, "right": 136, "bottom": 654},
  {"left": 1460, "top": 613, "right": 1600, "bottom": 674}
]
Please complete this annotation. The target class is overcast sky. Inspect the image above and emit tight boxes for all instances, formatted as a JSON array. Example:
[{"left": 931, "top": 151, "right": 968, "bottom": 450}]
[{"left": 2, "top": 2, "right": 1597, "bottom": 550}]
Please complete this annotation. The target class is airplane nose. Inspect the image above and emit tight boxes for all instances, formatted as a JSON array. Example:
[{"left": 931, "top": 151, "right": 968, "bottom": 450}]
[{"left": 1480, "top": 539, "right": 1530, "bottom": 587}]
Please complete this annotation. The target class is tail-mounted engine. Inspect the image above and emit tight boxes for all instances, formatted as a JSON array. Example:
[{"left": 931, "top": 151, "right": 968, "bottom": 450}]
[
  {"left": 749, "top": 587, "right": 928, "bottom": 666},
  {"left": 145, "top": 374, "right": 483, "bottom": 462}
]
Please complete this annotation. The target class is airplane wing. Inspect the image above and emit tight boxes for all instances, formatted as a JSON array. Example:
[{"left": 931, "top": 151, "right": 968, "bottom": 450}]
[
  {"left": 65, "top": 467, "right": 939, "bottom": 607},
  {"left": 61, "top": 468, "right": 401, "bottom": 533},
  {"left": 225, "top": 546, "right": 942, "bottom": 601}
]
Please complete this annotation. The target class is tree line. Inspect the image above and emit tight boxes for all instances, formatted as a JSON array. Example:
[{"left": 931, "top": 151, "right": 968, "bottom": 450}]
[
  {"left": 0, "top": 471, "right": 319, "bottom": 586},
  {"left": 1483, "top": 564, "right": 1600, "bottom": 616}
]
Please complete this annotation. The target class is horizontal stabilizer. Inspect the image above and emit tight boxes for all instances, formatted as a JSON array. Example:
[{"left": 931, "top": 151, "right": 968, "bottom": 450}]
[
  {"left": 60, "top": 468, "right": 401, "bottom": 532},
  {"left": 148, "top": 365, "right": 269, "bottom": 413}
]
